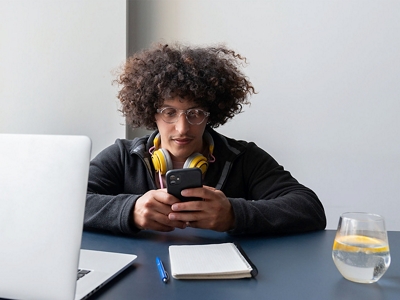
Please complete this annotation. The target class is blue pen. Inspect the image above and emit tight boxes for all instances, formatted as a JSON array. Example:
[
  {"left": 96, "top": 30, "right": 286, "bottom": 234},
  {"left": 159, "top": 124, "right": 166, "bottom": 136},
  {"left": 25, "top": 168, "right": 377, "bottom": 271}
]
[{"left": 156, "top": 257, "right": 169, "bottom": 283}]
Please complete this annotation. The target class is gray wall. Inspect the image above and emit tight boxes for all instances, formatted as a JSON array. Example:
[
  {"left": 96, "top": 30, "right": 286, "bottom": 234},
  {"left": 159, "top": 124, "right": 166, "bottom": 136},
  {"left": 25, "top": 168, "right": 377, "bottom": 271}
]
[
  {"left": 2, "top": 0, "right": 398, "bottom": 231},
  {"left": 0, "top": 0, "right": 126, "bottom": 158},
  {"left": 127, "top": 0, "right": 400, "bottom": 230}
]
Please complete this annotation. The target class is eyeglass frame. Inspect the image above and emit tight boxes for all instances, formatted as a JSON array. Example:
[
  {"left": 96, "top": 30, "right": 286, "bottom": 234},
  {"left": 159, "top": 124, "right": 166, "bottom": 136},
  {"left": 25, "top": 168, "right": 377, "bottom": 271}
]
[{"left": 156, "top": 107, "right": 210, "bottom": 125}]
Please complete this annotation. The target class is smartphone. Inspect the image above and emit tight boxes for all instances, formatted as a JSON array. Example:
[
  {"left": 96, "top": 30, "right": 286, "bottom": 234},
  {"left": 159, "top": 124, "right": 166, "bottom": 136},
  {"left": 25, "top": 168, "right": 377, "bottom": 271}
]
[{"left": 166, "top": 168, "right": 203, "bottom": 201}]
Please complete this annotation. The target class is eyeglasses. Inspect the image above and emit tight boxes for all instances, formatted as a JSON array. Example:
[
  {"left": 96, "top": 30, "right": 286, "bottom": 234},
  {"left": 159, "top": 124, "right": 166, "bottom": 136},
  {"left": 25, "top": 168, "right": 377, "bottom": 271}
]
[{"left": 156, "top": 107, "right": 210, "bottom": 125}]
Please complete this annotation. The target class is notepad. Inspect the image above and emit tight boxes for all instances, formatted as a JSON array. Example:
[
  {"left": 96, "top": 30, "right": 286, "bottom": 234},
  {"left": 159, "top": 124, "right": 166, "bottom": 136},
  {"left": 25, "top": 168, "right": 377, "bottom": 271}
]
[{"left": 169, "top": 243, "right": 258, "bottom": 279}]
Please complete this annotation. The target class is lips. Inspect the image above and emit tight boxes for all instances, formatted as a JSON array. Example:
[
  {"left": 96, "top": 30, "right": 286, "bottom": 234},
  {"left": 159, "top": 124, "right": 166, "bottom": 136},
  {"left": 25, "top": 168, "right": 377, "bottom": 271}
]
[{"left": 173, "top": 137, "right": 192, "bottom": 145}]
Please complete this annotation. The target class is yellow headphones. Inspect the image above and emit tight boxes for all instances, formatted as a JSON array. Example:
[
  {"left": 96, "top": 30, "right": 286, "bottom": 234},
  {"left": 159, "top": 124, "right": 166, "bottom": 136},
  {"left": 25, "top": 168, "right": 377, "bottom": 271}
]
[{"left": 151, "top": 131, "right": 214, "bottom": 175}]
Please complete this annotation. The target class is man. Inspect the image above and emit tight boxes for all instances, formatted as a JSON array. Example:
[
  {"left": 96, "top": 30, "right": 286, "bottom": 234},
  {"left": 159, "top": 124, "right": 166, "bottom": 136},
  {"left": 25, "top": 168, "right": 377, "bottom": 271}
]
[{"left": 85, "top": 43, "right": 326, "bottom": 235}]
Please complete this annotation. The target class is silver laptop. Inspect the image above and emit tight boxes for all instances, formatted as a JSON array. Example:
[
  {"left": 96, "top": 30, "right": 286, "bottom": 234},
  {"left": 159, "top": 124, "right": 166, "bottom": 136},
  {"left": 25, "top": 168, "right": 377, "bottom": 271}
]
[{"left": 0, "top": 133, "right": 137, "bottom": 300}]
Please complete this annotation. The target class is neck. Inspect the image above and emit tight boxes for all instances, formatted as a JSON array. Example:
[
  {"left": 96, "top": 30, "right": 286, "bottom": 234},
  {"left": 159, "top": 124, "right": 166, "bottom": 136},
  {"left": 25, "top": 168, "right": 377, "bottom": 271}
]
[{"left": 172, "top": 160, "right": 185, "bottom": 169}]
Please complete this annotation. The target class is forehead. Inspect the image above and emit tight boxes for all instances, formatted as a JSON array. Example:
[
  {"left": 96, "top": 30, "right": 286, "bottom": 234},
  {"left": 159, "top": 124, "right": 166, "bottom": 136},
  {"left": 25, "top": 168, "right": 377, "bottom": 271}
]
[{"left": 161, "top": 96, "right": 199, "bottom": 109}]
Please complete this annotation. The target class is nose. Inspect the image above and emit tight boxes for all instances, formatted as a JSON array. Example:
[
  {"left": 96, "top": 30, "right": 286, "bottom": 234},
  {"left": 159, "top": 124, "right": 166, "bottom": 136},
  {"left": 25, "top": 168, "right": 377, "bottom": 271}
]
[{"left": 174, "top": 112, "right": 190, "bottom": 134}]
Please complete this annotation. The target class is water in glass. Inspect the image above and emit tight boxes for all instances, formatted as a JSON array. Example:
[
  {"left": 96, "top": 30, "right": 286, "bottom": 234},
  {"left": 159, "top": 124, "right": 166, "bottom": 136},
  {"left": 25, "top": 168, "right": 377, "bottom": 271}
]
[{"left": 332, "top": 212, "right": 390, "bottom": 283}]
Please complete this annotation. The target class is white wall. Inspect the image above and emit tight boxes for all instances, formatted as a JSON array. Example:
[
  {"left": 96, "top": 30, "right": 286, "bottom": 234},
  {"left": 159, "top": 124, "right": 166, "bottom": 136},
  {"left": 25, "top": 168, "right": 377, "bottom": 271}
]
[
  {"left": 128, "top": 0, "right": 400, "bottom": 230},
  {"left": 0, "top": 0, "right": 126, "bottom": 157}
]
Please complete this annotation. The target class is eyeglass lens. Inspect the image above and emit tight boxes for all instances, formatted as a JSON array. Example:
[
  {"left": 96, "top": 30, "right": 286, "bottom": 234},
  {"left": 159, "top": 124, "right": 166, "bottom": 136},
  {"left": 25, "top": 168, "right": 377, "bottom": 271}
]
[{"left": 160, "top": 108, "right": 208, "bottom": 125}]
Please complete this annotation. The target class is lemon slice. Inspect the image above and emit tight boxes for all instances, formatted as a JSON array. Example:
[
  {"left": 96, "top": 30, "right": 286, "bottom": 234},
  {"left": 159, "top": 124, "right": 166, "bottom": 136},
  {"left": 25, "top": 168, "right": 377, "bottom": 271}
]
[{"left": 333, "top": 235, "right": 389, "bottom": 253}]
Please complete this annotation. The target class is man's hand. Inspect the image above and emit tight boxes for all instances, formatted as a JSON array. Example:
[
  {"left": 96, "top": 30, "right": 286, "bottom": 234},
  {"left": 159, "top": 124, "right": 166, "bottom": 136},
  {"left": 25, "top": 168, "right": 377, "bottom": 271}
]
[
  {"left": 168, "top": 186, "right": 235, "bottom": 232},
  {"left": 133, "top": 189, "right": 187, "bottom": 231}
]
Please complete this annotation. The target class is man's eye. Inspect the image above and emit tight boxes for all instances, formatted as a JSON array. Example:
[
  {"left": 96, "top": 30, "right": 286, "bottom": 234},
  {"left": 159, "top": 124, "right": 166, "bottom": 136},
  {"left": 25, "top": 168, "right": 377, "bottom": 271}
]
[
  {"left": 188, "top": 110, "right": 200, "bottom": 117},
  {"left": 164, "top": 109, "right": 177, "bottom": 116}
]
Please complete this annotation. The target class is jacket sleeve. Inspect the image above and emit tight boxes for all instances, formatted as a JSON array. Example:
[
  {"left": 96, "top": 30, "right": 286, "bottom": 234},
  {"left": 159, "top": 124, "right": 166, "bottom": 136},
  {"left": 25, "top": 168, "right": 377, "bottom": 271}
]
[
  {"left": 84, "top": 142, "right": 141, "bottom": 235},
  {"left": 226, "top": 143, "right": 326, "bottom": 236}
]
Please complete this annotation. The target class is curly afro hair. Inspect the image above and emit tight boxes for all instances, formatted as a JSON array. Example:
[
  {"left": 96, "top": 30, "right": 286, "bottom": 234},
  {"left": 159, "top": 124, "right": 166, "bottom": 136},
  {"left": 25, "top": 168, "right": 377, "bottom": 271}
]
[{"left": 115, "top": 43, "right": 255, "bottom": 130}]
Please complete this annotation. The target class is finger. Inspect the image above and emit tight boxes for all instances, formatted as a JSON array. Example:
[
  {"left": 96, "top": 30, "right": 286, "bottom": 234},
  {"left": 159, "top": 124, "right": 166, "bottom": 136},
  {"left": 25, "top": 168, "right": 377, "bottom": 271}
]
[
  {"left": 168, "top": 211, "right": 203, "bottom": 222},
  {"left": 203, "top": 185, "right": 217, "bottom": 192},
  {"left": 148, "top": 208, "right": 188, "bottom": 229},
  {"left": 135, "top": 194, "right": 185, "bottom": 230},
  {"left": 154, "top": 190, "right": 181, "bottom": 206},
  {"left": 180, "top": 187, "right": 204, "bottom": 198},
  {"left": 181, "top": 186, "right": 217, "bottom": 200},
  {"left": 171, "top": 200, "right": 204, "bottom": 212}
]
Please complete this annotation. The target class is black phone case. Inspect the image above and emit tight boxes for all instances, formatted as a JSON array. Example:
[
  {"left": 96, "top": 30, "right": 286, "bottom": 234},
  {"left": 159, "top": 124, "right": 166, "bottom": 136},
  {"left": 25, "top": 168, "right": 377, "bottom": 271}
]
[{"left": 166, "top": 168, "right": 203, "bottom": 201}]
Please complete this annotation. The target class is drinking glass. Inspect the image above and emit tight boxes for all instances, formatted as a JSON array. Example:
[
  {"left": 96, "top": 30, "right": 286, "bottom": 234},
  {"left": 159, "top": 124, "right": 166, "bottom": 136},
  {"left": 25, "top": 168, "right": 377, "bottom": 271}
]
[{"left": 332, "top": 212, "right": 391, "bottom": 283}]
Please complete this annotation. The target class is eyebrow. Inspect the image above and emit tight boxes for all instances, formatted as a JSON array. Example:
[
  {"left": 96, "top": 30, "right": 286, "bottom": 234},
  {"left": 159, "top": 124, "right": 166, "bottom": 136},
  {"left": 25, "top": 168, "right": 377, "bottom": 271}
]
[{"left": 160, "top": 105, "right": 202, "bottom": 110}]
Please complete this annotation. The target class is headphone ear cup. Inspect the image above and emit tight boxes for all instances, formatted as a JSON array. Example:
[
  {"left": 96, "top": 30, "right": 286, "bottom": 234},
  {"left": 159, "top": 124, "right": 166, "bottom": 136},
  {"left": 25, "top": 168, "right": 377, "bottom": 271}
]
[
  {"left": 151, "top": 148, "right": 173, "bottom": 175},
  {"left": 183, "top": 153, "right": 208, "bottom": 174}
]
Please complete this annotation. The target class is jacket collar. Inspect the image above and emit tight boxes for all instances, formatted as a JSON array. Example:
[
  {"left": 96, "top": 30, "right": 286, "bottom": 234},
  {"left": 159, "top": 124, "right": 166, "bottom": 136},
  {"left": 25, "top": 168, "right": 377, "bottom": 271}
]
[{"left": 129, "top": 127, "right": 246, "bottom": 189}]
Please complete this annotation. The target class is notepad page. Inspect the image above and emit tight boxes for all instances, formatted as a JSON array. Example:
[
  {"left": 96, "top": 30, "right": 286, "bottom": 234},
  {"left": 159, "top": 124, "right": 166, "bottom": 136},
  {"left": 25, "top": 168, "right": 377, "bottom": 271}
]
[{"left": 169, "top": 243, "right": 252, "bottom": 275}]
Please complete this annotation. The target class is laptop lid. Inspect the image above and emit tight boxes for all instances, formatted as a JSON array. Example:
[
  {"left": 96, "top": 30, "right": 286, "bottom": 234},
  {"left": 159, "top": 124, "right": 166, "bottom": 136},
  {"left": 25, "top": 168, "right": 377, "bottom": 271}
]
[{"left": 0, "top": 133, "right": 136, "bottom": 300}]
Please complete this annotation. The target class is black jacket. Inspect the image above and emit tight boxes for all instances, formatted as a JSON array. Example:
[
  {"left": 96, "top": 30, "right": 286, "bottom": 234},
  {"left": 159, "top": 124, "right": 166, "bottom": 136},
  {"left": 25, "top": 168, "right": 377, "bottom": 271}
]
[{"left": 85, "top": 128, "right": 326, "bottom": 235}]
